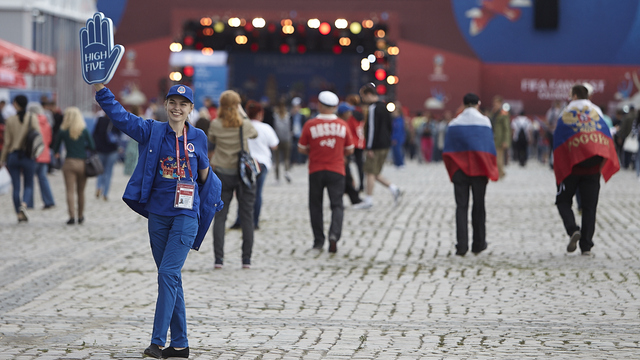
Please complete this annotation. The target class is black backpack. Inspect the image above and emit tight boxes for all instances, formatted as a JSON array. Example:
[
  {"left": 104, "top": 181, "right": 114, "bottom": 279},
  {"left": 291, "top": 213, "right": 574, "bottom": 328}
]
[{"left": 23, "top": 113, "right": 44, "bottom": 159}]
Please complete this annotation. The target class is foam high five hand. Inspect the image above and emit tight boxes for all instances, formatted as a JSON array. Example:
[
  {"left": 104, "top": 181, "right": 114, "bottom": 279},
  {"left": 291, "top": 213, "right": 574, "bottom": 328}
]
[{"left": 79, "top": 12, "right": 124, "bottom": 84}]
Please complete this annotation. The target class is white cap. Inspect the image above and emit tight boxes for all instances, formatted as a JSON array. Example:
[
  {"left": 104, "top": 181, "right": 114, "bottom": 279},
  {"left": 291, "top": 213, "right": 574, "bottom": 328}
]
[
  {"left": 291, "top": 97, "right": 302, "bottom": 106},
  {"left": 582, "top": 82, "right": 594, "bottom": 96},
  {"left": 318, "top": 91, "right": 339, "bottom": 107}
]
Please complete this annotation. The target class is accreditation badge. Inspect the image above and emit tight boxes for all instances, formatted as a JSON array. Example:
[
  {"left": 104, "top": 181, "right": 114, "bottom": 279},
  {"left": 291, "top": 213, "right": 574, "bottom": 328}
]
[{"left": 174, "top": 179, "right": 195, "bottom": 210}]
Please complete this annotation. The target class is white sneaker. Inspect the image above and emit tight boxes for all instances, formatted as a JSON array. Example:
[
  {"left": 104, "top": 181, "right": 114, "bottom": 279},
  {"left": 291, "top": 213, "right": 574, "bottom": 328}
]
[
  {"left": 352, "top": 201, "right": 373, "bottom": 210},
  {"left": 392, "top": 188, "right": 403, "bottom": 206}
]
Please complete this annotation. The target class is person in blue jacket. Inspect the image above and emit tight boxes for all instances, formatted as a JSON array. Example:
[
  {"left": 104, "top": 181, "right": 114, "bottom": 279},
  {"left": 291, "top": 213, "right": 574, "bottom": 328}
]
[{"left": 92, "top": 82, "right": 223, "bottom": 359}]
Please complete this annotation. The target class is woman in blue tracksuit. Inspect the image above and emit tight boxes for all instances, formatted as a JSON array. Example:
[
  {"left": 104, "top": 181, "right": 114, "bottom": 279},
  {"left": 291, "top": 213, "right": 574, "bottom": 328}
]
[{"left": 93, "top": 82, "right": 222, "bottom": 359}]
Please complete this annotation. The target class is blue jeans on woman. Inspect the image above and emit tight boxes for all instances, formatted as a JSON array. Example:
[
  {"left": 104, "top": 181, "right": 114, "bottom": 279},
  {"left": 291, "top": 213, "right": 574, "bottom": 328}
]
[
  {"left": 147, "top": 213, "right": 198, "bottom": 348},
  {"left": 391, "top": 142, "right": 405, "bottom": 167},
  {"left": 35, "top": 162, "right": 55, "bottom": 207},
  {"left": 7, "top": 151, "right": 35, "bottom": 212},
  {"left": 97, "top": 151, "right": 119, "bottom": 198}
]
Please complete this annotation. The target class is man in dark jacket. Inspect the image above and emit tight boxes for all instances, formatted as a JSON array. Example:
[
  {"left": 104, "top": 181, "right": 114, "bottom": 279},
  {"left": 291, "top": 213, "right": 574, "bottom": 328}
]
[{"left": 353, "top": 83, "right": 402, "bottom": 209}]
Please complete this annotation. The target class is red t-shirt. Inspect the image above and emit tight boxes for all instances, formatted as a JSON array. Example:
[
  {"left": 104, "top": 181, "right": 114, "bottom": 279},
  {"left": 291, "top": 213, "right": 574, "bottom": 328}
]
[
  {"left": 298, "top": 114, "right": 354, "bottom": 175},
  {"left": 347, "top": 115, "right": 365, "bottom": 149}
]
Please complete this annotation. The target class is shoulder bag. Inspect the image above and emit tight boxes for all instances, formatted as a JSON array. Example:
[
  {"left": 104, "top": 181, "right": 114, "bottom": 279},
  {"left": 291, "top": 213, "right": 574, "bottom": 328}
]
[
  {"left": 623, "top": 132, "right": 639, "bottom": 153},
  {"left": 23, "top": 112, "right": 45, "bottom": 159},
  {"left": 238, "top": 124, "right": 260, "bottom": 188}
]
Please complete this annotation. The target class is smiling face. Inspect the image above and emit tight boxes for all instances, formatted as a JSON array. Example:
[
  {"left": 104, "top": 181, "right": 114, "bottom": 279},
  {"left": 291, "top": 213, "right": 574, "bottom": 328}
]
[{"left": 165, "top": 95, "right": 194, "bottom": 124}]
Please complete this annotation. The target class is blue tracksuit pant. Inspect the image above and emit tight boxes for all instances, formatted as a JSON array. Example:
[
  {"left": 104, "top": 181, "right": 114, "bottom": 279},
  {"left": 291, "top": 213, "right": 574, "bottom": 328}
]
[{"left": 148, "top": 213, "right": 198, "bottom": 348}]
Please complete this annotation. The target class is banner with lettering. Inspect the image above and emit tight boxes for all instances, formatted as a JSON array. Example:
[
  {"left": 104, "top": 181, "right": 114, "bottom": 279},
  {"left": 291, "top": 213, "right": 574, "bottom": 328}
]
[
  {"left": 79, "top": 12, "right": 125, "bottom": 84},
  {"left": 552, "top": 99, "right": 620, "bottom": 185}
]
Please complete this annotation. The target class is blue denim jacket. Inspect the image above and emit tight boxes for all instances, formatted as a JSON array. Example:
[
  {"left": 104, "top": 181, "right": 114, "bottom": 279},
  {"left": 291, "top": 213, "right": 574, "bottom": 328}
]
[{"left": 95, "top": 87, "right": 223, "bottom": 250}]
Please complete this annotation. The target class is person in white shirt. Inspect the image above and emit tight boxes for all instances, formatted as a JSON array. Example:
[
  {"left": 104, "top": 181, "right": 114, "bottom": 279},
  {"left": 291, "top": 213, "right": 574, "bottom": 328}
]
[{"left": 230, "top": 100, "right": 279, "bottom": 230}]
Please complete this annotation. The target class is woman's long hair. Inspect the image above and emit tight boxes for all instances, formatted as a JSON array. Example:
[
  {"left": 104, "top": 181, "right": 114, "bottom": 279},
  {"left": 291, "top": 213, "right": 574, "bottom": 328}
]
[
  {"left": 60, "top": 107, "right": 86, "bottom": 140},
  {"left": 274, "top": 97, "right": 288, "bottom": 119},
  {"left": 218, "top": 90, "right": 242, "bottom": 128}
]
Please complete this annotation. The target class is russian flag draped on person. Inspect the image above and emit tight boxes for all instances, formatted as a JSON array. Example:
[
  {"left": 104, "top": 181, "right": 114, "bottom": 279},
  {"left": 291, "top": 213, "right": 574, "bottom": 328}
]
[
  {"left": 552, "top": 99, "right": 619, "bottom": 185},
  {"left": 443, "top": 107, "right": 499, "bottom": 181}
]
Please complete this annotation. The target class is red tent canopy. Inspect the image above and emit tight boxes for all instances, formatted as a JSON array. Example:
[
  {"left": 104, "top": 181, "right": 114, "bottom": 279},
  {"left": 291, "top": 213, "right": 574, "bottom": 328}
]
[
  {"left": 0, "top": 66, "right": 26, "bottom": 88},
  {"left": 0, "top": 38, "right": 56, "bottom": 76}
]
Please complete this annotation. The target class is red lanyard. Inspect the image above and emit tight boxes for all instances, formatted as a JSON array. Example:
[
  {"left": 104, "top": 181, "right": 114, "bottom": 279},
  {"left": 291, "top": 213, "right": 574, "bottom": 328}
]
[{"left": 175, "top": 126, "right": 193, "bottom": 180}]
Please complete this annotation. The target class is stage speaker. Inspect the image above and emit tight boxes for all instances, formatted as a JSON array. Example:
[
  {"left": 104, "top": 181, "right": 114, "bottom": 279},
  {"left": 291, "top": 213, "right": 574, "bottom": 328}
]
[{"left": 534, "top": 0, "right": 559, "bottom": 30}]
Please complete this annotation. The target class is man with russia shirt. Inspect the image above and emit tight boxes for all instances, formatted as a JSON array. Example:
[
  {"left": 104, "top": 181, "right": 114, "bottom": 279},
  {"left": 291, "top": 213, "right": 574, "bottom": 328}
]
[
  {"left": 298, "top": 91, "right": 354, "bottom": 253},
  {"left": 443, "top": 93, "right": 498, "bottom": 256}
]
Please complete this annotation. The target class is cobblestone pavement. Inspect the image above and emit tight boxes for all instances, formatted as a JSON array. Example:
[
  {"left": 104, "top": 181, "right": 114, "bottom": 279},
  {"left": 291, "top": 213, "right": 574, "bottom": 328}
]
[{"left": 1, "top": 160, "right": 639, "bottom": 359}]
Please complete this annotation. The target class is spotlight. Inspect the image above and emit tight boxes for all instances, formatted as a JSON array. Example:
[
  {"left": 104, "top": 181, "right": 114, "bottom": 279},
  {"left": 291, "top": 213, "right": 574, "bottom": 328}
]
[
  {"left": 169, "top": 42, "right": 182, "bottom": 52},
  {"left": 335, "top": 19, "right": 348, "bottom": 29},
  {"left": 252, "top": 18, "right": 266, "bottom": 28},
  {"left": 308, "top": 18, "right": 321, "bottom": 29}
]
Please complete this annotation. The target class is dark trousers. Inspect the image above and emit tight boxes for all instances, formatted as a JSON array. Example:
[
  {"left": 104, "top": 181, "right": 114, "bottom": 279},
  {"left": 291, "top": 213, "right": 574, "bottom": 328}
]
[
  {"left": 452, "top": 170, "right": 488, "bottom": 254},
  {"left": 556, "top": 173, "right": 600, "bottom": 252},
  {"left": 213, "top": 171, "right": 256, "bottom": 261},
  {"left": 233, "top": 164, "right": 268, "bottom": 227},
  {"left": 353, "top": 149, "right": 365, "bottom": 191},
  {"left": 514, "top": 140, "right": 528, "bottom": 166},
  {"left": 344, "top": 159, "right": 361, "bottom": 205},
  {"left": 309, "top": 171, "right": 345, "bottom": 247}
]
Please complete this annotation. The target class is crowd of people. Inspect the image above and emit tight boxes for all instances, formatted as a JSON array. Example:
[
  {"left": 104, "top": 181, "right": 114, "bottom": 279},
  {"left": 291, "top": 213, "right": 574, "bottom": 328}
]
[{"left": 0, "top": 80, "right": 631, "bottom": 358}]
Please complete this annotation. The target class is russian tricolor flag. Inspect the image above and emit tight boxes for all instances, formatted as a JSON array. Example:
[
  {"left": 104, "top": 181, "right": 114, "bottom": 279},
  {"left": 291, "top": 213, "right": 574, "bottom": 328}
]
[
  {"left": 443, "top": 107, "right": 499, "bottom": 181},
  {"left": 553, "top": 99, "right": 619, "bottom": 185}
]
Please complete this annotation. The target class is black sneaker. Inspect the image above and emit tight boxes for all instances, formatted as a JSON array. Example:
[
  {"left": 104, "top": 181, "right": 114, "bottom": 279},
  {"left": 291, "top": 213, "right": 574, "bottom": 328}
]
[
  {"left": 214, "top": 258, "right": 223, "bottom": 269},
  {"left": 328, "top": 239, "right": 338, "bottom": 253},
  {"left": 143, "top": 344, "right": 162, "bottom": 358},
  {"left": 66, "top": 218, "right": 75, "bottom": 225},
  {"left": 162, "top": 346, "right": 189, "bottom": 358},
  {"left": 229, "top": 222, "right": 241, "bottom": 230},
  {"left": 242, "top": 258, "right": 251, "bottom": 269},
  {"left": 567, "top": 230, "right": 581, "bottom": 253},
  {"left": 472, "top": 243, "right": 488, "bottom": 255}
]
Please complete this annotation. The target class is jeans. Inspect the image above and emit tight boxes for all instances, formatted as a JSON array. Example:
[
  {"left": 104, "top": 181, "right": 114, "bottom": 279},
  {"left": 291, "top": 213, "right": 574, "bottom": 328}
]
[
  {"left": 556, "top": 173, "right": 600, "bottom": 252},
  {"left": 35, "top": 162, "right": 55, "bottom": 207},
  {"left": 148, "top": 213, "right": 198, "bottom": 348},
  {"left": 213, "top": 171, "right": 256, "bottom": 261},
  {"left": 391, "top": 142, "right": 405, "bottom": 166},
  {"left": 309, "top": 171, "right": 345, "bottom": 247},
  {"left": 233, "top": 165, "right": 268, "bottom": 227},
  {"left": 452, "top": 170, "right": 488, "bottom": 254},
  {"left": 96, "top": 151, "right": 119, "bottom": 198},
  {"left": 7, "top": 151, "right": 35, "bottom": 212}
]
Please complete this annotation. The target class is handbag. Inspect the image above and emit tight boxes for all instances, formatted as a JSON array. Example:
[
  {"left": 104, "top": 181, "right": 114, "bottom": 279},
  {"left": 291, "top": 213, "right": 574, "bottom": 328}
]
[
  {"left": 0, "top": 167, "right": 10, "bottom": 195},
  {"left": 238, "top": 125, "right": 260, "bottom": 188},
  {"left": 23, "top": 112, "right": 45, "bottom": 160},
  {"left": 85, "top": 153, "right": 104, "bottom": 177},
  {"left": 623, "top": 133, "right": 639, "bottom": 153}
]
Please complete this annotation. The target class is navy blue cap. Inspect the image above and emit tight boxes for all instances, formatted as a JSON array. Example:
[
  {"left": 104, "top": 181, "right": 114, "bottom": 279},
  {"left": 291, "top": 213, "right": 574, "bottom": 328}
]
[
  {"left": 166, "top": 84, "right": 194, "bottom": 103},
  {"left": 337, "top": 102, "right": 355, "bottom": 115}
]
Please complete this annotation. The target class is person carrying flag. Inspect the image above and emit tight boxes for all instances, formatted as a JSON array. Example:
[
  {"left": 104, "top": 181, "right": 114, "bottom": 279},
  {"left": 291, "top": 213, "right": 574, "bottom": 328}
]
[
  {"left": 443, "top": 93, "right": 499, "bottom": 256},
  {"left": 553, "top": 84, "right": 620, "bottom": 256}
]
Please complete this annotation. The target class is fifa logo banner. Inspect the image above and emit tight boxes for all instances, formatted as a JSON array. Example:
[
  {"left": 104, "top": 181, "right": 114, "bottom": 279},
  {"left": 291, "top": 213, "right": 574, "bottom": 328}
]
[
  {"left": 79, "top": 12, "right": 125, "bottom": 84},
  {"left": 552, "top": 100, "right": 620, "bottom": 185}
]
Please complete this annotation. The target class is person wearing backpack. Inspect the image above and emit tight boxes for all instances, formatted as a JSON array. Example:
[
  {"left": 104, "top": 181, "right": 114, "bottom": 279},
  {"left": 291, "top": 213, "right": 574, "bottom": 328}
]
[
  {"left": 0, "top": 95, "right": 41, "bottom": 222},
  {"left": 511, "top": 110, "right": 532, "bottom": 167}
]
